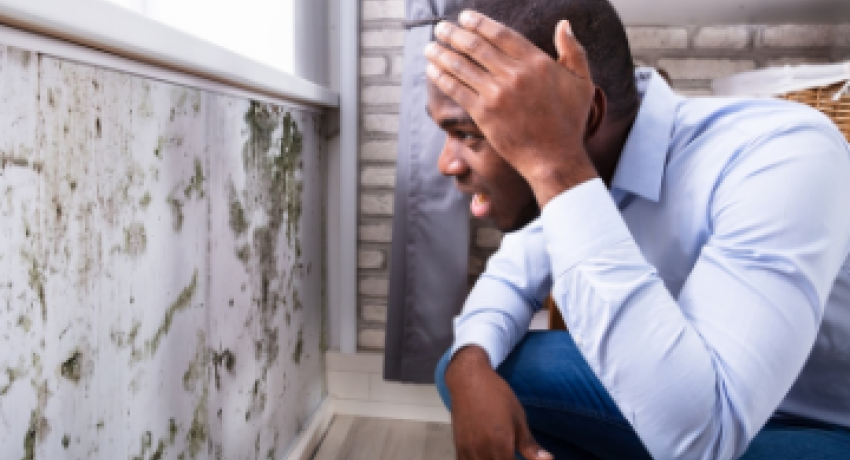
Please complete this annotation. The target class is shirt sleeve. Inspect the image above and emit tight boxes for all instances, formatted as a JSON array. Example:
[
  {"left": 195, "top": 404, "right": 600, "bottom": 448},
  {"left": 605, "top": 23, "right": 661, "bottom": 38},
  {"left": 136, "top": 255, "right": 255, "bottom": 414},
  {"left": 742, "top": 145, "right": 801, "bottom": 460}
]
[
  {"left": 451, "top": 219, "right": 553, "bottom": 368},
  {"left": 452, "top": 125, "right": 850, "bottom": 460}
]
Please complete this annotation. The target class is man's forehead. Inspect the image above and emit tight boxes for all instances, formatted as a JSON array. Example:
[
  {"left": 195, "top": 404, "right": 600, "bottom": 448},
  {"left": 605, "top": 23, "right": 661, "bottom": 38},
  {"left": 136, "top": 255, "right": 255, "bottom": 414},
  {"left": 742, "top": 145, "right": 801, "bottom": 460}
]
[{"left": 427, "top": 81, "right": 467, "bottom": 115}]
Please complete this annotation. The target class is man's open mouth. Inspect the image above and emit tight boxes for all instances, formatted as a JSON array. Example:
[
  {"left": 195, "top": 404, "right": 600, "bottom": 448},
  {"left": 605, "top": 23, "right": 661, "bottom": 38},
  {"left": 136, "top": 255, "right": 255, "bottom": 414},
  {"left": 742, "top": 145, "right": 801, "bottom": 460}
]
[{"left": 470, "top": 193, "right": 491, "bottom": 218}]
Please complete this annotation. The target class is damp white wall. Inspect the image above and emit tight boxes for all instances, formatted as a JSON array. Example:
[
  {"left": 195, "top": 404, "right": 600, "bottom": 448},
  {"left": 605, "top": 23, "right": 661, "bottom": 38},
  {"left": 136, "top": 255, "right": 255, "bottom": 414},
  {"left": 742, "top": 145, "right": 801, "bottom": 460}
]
[{"left": 0, "top": 42, "right": 326, "bottom": 460}]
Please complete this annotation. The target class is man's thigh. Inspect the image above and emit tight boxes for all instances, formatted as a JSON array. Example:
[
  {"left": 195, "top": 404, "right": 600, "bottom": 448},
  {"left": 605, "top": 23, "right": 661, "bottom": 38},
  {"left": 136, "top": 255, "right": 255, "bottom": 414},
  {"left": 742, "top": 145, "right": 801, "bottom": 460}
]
[
  {"left": 739, "top": 417, "right": 850, "bottom": 460},
  {"left": 496, "top": 331, "right": 652, "bottom": 460}
]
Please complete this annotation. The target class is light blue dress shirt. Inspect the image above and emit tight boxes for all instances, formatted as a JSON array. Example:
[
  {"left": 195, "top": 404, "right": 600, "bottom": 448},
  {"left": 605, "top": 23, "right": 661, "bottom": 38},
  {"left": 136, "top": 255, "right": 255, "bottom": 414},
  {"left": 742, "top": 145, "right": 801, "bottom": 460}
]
[{"left": 451, "top": 69, "right": 850, "bottom": 460}]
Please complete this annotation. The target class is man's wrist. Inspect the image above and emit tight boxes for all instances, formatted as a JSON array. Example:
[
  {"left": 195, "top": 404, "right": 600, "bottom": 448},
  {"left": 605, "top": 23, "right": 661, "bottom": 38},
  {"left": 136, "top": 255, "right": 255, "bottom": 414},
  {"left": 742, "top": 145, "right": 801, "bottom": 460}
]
[{"left": 446, "top": 345, "right": 493, "bottom": 390}]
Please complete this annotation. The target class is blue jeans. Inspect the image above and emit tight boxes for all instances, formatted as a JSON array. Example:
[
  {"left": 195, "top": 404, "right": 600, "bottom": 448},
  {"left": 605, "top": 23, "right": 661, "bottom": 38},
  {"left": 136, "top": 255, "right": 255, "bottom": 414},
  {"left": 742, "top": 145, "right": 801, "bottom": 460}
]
[{"left": 435, "top": 331, "right": 850, "bottom": 460}]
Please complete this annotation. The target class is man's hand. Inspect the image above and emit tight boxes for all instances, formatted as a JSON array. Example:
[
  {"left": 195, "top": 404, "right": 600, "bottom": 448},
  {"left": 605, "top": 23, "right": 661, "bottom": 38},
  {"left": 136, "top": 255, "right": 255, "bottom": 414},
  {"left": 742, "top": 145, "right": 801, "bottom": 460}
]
[
  {"left": 424, "top": 11, "right": 604, "bottom": 207},
  {"left": 446, "top": 346, "right": 552, "bottom": 460}
]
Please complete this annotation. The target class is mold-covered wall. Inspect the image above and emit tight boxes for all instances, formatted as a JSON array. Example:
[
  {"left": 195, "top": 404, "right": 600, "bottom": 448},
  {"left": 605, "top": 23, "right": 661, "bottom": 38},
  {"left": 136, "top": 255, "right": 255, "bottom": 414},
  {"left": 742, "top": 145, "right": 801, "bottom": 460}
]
[{"left": 0, "top": 43, "right": 325, "bottom": 460}]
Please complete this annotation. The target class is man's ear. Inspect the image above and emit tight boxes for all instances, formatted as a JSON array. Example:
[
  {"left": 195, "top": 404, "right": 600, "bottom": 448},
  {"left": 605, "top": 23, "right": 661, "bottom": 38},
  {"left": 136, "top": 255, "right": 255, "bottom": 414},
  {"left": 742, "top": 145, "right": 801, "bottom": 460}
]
[{"left": 585, "top": 87, "right": 606, "bottom": 141}]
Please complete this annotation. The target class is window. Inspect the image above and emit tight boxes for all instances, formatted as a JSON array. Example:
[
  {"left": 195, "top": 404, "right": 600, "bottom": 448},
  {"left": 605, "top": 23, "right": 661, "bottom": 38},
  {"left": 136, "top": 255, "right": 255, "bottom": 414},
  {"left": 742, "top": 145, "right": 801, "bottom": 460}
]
[{"left": 103, "top": 0, "right": 295, "bottom": 73}]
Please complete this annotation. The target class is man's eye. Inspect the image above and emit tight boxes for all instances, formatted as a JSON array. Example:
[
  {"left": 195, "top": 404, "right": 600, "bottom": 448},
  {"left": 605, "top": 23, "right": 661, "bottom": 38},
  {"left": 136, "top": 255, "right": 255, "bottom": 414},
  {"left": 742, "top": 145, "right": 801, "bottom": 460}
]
[{"left": 456, "top": 132, "right": 483, "bottom": 142}]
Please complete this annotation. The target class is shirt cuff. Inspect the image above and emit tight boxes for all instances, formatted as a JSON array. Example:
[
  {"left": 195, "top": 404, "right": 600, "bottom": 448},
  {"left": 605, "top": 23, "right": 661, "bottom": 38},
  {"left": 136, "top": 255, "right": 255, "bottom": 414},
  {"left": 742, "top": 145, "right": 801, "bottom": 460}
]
[
  {"left": 541, "top": 178, "right": 633, "bottom": 279},
  {"left": 450, "top": 277, "right": 527, "bottom": 369}
]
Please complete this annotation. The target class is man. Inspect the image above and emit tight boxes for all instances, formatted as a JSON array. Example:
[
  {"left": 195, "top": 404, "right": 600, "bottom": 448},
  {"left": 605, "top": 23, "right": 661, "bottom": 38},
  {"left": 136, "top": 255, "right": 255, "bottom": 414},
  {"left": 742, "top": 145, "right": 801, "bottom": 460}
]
[{"left": 424, "top": 1, "right": 850, "bottom": 459}]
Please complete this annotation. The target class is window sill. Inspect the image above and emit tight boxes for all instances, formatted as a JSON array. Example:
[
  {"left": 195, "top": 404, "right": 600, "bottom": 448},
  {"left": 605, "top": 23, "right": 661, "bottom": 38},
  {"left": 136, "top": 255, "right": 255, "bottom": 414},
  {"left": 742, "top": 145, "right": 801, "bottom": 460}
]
[{"left": 0, "top": 0, "right": 338, "bottom": 108}]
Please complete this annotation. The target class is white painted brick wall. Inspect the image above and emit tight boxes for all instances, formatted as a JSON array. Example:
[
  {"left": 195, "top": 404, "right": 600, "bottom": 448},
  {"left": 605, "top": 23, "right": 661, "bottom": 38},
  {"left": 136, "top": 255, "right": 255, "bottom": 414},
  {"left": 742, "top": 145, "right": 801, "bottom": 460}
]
[
  {"left": 359, "top": 277, "right": 389, "bottom": 297},
  {"left": 359, "top": 249, "right": 386, "bottom": 269},
  {"left": 362, "top": 0, "right": 405, "bottom": 21},
  {"left": 360, "top": 223, "right": 393, "bottom": 243},
  {"left": 358, "top": 328, "right": 387, "bottom": 349},
  {"left": 761, "top": 25, "right": 835, "bottom": 47},
  {"left": 363, "top": 114, "right": 400, "bottom": 133},
  {"left": 361, "top": 193, "right": 394, "bottom": 215},
  {"left": 362, "top": 85, "right": 403, "bottom": 105},
  {"left": 362, "top": 304, "right": 388, "bottom": 323},
  {"left": 362, "top": 29, "right": 406, "bottom": 48},
  {"left": 693, "top": 27, "right": 750, "bottom": 49},
  {"left": 361, "top": 56, "right": 388, "bottom": 76},
  {"left": 361, "top": 141, "right": 398, "bottom": 162},
  {"left": 361, "top": 166, "right": 397, "bottom": 188},
  {"left": 657, "top": 58, "right": 756, "bottom": 80},
  {"left": 392, "top": 55, "right": 405, "bottom": 75},
  {"left": 626, "top": 27, "right": 689, "bottom": 49}
]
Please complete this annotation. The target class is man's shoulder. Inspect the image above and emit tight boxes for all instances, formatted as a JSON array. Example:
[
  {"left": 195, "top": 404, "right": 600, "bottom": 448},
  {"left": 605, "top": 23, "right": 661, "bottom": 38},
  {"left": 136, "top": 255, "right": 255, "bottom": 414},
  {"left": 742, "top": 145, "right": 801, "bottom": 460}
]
[{"left": 674, "top": 96, "right": 841, "bottom": 145}]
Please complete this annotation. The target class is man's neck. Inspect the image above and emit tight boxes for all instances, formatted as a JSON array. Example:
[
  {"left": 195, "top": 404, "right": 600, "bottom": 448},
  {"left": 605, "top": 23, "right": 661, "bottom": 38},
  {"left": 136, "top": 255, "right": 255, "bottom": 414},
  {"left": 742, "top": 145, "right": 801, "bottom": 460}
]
[{"left": 588, "top": 110, "right": 639, "bottom": 188}]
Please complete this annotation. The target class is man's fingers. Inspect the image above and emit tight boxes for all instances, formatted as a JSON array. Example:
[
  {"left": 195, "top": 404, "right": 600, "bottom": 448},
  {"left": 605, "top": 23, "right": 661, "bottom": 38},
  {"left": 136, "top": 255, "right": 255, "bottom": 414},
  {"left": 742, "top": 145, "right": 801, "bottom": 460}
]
[
  {"left": 554, "top": 20, "right": 592, "bottom": 81},
  {"left": 434, "top": 21, "right": 513, "bottom": 77},
  {"left": 457, "top": 10, "right": 538, "bottom": 60},
  {"left": 425, "top": 43, "right": 494, "bottom": 96},
  {"left": 517, "top": 432, "right": 553, "bottom": 460},
  {"left": 426, "top": 62, "right": 477, "bottom": 110}
]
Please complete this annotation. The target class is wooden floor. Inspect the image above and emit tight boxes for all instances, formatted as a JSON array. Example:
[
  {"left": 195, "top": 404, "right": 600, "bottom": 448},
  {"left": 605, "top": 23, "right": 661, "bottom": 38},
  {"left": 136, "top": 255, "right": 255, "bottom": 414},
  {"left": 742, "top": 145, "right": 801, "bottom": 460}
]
[{"left": 312, "top": 416, "right": 456, "bottom": 460}]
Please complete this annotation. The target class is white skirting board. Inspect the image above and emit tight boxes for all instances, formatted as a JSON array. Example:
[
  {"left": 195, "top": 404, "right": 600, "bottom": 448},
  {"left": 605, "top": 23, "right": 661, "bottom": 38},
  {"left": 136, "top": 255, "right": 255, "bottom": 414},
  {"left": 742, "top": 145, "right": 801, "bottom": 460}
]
[
  {"left": 281, "top": 353, "right": 453, "bottom": 460},
  {"left": 283, "top": 398, "right": 337, "bottom": 460}
]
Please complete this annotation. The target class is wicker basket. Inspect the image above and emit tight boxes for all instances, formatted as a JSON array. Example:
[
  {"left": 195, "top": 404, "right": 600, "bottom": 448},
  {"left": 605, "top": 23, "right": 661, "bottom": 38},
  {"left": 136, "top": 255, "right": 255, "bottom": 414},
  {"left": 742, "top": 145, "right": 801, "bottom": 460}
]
[{"left": 779, "top": 82, "right": 850, "bottom": 142}]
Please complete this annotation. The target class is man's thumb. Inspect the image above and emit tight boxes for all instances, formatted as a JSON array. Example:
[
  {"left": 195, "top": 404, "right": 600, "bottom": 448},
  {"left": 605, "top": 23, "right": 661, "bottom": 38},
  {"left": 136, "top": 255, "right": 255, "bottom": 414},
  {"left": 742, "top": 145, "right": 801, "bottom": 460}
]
[{"left": 518, "top": 432, "right": 553, "bottom": 460}]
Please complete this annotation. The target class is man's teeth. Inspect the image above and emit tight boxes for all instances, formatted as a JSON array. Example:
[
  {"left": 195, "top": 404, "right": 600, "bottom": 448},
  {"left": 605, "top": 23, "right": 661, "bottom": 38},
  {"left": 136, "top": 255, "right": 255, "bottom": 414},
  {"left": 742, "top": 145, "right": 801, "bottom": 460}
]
[{"left": 474, "top": 193, "right": 490, "bottom": 205}]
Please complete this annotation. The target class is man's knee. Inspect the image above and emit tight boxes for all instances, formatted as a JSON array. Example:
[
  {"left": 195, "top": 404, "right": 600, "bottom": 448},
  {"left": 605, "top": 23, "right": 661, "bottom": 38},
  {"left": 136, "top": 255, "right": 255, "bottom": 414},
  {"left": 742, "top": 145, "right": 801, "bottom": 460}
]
[{"left": 434, "top": 348, "right": 454, "bottom": 411}]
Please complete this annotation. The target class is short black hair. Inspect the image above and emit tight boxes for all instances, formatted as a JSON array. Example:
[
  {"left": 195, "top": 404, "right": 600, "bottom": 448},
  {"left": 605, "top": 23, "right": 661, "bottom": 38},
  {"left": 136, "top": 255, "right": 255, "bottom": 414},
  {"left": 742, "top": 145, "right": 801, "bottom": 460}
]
[{"left": 443, "top": 0, "right": 639, "bottom": 120}]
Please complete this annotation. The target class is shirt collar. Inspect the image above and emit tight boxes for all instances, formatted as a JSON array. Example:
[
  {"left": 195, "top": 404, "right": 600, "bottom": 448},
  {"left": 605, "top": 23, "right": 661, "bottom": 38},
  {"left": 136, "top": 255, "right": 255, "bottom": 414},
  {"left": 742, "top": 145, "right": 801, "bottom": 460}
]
[{"left": 610, "top": 68, "right": 681, "bottom": 205}]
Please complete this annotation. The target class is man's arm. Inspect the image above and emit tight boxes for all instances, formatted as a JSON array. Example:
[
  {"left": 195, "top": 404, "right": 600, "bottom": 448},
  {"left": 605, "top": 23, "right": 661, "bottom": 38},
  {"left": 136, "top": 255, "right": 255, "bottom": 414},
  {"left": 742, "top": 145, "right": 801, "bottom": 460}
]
[{"left": 536, "top": 127, "right": 850, "bottom": 460}]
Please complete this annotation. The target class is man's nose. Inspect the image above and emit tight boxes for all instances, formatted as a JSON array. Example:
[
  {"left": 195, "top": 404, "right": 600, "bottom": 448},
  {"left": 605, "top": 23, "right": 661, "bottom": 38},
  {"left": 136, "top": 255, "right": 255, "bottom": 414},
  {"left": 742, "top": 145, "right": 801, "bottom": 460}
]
[{"left": 437, "top": 140, "right": 468, "bottom": 177}]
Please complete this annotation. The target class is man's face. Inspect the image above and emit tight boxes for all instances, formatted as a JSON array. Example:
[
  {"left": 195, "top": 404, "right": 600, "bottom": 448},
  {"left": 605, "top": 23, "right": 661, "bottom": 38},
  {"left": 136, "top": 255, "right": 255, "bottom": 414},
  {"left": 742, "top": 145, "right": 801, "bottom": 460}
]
[{"left": 428, "top": 83, "right": 540, "bottom": 232}]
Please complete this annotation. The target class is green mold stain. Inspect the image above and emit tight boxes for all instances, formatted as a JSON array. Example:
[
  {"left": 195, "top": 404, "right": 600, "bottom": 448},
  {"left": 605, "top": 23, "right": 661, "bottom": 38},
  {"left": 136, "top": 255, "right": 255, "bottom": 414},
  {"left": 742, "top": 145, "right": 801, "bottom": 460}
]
[
  {"left": 228, "top": 187, "right": 249, "bottom": 236},
  {"left": 1, "top": 368, "right": 19, "bottom": 396},
  {"left": 292, "top": 328, "right": 304, "bottom": 364},
  {"left": 168, "top": 197, "right": 184, "bottom": 232},
  {"left": 60, "top": 351, "right": 82, "bottom": 383},
  {"left": 182, "top": 332, "right": 206, "bottom": 392},
  {"left": 278, "top": 112, "right": 304, "bottom": 256},
  {"left": 184, "top": 158, "right": 205, "bottom": 200},
  {"left": 124, "top": 223, "right": 148, "bottom": 257},
  {"left": 292, "top": 290, "right": 302, "bottom": 311},
  {"left": 61, "top": 434, "right": 70, "bottom": 449},
  {"left": 147, "top": 270, "right": 198, "bottom": 355},
  {"left": 235, "top": 244, "right": 251, "bottom": 263},
  {"left": 169, "top": 418, "right": 179, "bottom": 444},
  {"left": 186, "top": 388, "right": 208, "bottom": 459},
  {"left": 139, "top": 192, "right": 152, "bottom": 209},
  {"left": 17, "top": 315, "right": 32, "bottom": 332},
  {"left": 26, "top": 257, "right": 46, "bottom": 322},
  {"left": 150, "top": 439, "right": 167, "bottom": 460},
  {"left": 154, "top": 137, "right": 165, "bottom": 158},
  {"left": 22, "top": 410, "right": 37, "bottom": 460}
]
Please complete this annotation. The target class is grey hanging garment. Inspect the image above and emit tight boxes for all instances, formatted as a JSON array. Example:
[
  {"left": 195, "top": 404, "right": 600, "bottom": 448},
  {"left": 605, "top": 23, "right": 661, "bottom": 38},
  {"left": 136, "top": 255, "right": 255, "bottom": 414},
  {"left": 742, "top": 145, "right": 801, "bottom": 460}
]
[{"left": 383, "top": 0, "right": 469, "bottom": 383}]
